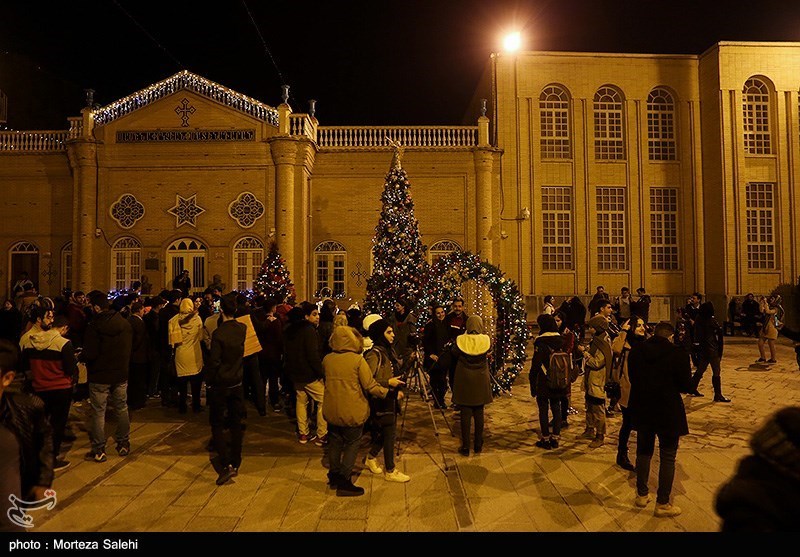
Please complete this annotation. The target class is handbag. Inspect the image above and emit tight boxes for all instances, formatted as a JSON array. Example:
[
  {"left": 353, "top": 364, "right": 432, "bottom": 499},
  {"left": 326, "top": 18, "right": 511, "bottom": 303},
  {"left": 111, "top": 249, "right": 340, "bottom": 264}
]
[{"left": 604, "top": 381, "right": 621, "bottom": 400}]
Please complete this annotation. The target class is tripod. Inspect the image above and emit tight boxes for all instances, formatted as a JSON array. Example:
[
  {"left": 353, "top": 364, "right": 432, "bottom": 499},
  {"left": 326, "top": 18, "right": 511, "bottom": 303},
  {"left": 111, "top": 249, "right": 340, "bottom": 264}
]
[{"left": 396, "top": 344, "right": 455, "bottom": 473}]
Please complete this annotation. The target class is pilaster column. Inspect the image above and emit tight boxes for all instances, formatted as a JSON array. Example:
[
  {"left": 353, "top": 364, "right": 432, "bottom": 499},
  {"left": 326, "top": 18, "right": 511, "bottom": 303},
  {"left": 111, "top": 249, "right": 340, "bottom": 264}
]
[
  {"left": 66, "top": 139, "right": 98, "bottom": 292},
  {"left": 269, "top": 136, "right": 299, "bottom": 282},
  {"left": 474, "top": 147, "right": 494, "bottom": 262}
]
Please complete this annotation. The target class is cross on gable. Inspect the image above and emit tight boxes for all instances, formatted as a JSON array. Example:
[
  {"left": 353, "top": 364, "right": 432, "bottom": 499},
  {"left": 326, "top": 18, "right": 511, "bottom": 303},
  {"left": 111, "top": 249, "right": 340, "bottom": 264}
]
[{"left": 175, "top": 98, "right": 196, "bottom": 127}]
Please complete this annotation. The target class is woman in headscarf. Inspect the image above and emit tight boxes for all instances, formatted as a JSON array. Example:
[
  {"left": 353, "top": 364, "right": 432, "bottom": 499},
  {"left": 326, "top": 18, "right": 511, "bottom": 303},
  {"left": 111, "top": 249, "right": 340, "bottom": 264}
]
[
  {"left": 612, "top": 315, "right": 649, "bottom": 470},
  {"left": 577, "top": 315, "right": 614, "bottom": 448},
  {"left": 530, "top": 314, "right": 567, "bottom": 450},
  {"left": 363, "top": 318, "right": 410, "bottom": 482},
  {"left": 388, "top": 298, "right": 416, "bottom": 365},
  {"left": 422, "top": 304, "right": 451, "bottom": 409},
  {"left": 169, "top": 298, "right": 205, "bottom": 413},
  {"left": 447, "top": 315, "right": 493, "bottom": 456},
  {"left": 690, "top": 301, "right": 730, "bottom": 402}
]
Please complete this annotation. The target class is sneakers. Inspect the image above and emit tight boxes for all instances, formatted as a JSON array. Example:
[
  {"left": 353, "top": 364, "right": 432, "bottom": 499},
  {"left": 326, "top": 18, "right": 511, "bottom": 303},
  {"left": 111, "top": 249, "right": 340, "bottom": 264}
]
[
  {"left": 713, "top": 395, "right": 731, "bottom": 403},
  {"left": 364, "top": 457, "right": 383, "bottom": 474},
  {"left": 588, "top": 435, "right": 605, "bottom": 448},
  {"left": 314, "top": 434, "right": 328, "bottom": 447},
  {"left": 548, "top": 438, "right": 558, "bottom": 449},
  {"left": 766, "top": 359, "right": 777, "bottom": 364},
  {"left": 755, "top": 357, "right": 766, "bottom": 363},
  {"left": 53, "top": 459, "right": 71, "bottom": 472},
  {"left": 116, "top": 442, "right": 130, "bottom": 457},
  {"left": 384, "top": 468, "right": 411, "bottom": 483},
  {"left": 84, "top": 450, "right": 107, "bottom": 463},
  {"left": 336, "top": 479, "right": 365, "bottom": 497},
  {"left": 635, "top": 493, "right": 652, "bottom": 507},
  {"left": 298, "top": 433, "right": 317, "bottom": 445},
  {"left": 458, "top": 447, "right": 470, "bottom": 456},
  {"left": 654, "top": 503, "right": 682, "bottom": 517},
  {"left": 688, "top": 390, "right": 704, "bottom": 397},
  {"left": 216, "top": 464, "right": 236, "bottom": 486},
  {"left": 535, "top": 438, "right": 552, "bottom": 449}
]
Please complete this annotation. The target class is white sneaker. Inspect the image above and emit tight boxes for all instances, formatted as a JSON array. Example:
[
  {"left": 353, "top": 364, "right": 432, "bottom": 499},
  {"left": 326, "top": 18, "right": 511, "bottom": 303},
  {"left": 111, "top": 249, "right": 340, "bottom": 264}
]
[
  {"left": 654, "top": 503, "right": 682, "bottom": 517},
  {"left": 364, "top": 457, "right": 383, "bottom": 475},
  {"left": 635, "top": 494, "right": 652, "bottom": 507},
  {"left": 384, "top": 468, "right": 411, "bottom": 483}
]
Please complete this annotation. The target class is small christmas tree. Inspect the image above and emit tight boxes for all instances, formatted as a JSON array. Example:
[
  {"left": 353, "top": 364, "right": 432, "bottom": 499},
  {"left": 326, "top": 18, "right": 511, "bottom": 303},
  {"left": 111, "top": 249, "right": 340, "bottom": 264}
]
[
  {"left": 365, "top": 142, "right": 428, "bottom": 319},
  {"left": 254, "top": 242, "right": 295, "bottom": 302}
]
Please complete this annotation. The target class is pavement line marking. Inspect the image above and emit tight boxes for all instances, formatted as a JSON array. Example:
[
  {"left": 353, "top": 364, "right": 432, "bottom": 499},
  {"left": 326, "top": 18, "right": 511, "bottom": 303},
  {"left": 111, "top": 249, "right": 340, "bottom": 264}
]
[{"left": 447, "top": 459, "right": 475, "bottom": 530}]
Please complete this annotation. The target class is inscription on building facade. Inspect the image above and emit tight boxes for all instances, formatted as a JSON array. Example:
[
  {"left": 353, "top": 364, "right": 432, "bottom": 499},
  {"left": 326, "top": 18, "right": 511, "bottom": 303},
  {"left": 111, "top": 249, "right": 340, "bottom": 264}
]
[{"left": 116, "top": 129, "right": 255, "bottom": 143}]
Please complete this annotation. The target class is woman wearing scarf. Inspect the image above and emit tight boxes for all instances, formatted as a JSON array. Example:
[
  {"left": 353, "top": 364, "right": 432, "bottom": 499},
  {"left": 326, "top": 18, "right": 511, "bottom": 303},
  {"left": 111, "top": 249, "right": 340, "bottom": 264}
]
[
  {"left": 364, "top": 318, "right": 410, "bottom": 482},
  {"left": 422, "top": 304, "right": 451, "bottom": 409},
  {"left": 388, "top": 299, "right": 416, "bottom": 365},
  {"left": 577, "top": 315, "right": 614, "bottom": 448},
  {"left": 169, "top": 298, "right": 204, "bottom": 414},
  {"left": 448, "top": 315, "right": 493, "bottom": 456},
  {"left": 530, "top": 314, "right": 566, "bottom": 450},
  {"left": 612, "top": 316, "right": 648, "bottom": 470}
]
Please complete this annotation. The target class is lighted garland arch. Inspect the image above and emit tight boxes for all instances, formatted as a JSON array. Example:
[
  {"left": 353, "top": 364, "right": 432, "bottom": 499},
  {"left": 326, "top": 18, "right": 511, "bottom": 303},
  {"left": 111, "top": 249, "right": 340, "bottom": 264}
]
[{"left": 419, "top": 251, "right": 529, "bottom": 394}]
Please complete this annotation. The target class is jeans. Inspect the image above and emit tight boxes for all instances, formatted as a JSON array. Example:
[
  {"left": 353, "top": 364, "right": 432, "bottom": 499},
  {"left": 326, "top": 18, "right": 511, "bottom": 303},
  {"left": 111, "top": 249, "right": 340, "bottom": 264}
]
[
  {"left": 691, "top": 352, "right": 721, "bottom": 391},
  {"left": 260, "top": 357, "right": 283, "bottom": 407},
  {"left": 296, "top": 380, "right": 327, "bottom": 437},
  {"left": 178, "top": 372, "right": 203, "bottom": 411},
  {"left": 460, "top": 404, "right": 485, "bottom": 450},
  {"left": 243, "top": 355, "right": 265, "bottom": 413},
  {"left": 618, "top": 405, "right": 633, "bottom": 454},
  {"left": 636, "top": 430, "right": 679, "bottom": 504},
  {"left": 537, "top": 396, "right": 561, "bottom": 437},
  {"left": 147, "top": 352, "right": 161, "bottom": 397},
  {"left": 36, "top": 388, "right": 72, "bottom": 459},
  {"left": 208, "top": 385, "right": 244, "bottom": 469},
  {"left": 89, "top": 382, "right": 130, "bottom": 453},
  {"left": 369, "top": 421, "right": 396, "bottom": 471},
  {"left": 128, "top": 362, "right": 149, "bottom": 409},
  {"left": 328, "top": 424, "right": 363, "bottom": 479}
]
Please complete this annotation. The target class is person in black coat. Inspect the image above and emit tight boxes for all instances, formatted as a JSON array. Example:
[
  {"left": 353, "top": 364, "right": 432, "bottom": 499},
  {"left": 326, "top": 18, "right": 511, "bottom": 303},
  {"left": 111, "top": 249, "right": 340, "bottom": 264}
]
[
  {"left": 689, "top": 301, "right": 730, "bottom": 402},
  {"left": 422, "top": 304, "right": 451, "bottom": 409},
  {"left": 127, "top": 302, "right": 150, "bottom": 410},
  {"left": 741, "top": 293, "right": 761, "bottom": 337},
  {"left": 0, "top": 299, "right": 23, "bottom": 344},
  {"left": 627, "top": 321, "right": 691, "bottom": 517},
  {"left": 172, "top": 270, "right": 191, "bottom": 298},
  {"left": 529, "top": 314, "right": 568, "bottom": 449}
]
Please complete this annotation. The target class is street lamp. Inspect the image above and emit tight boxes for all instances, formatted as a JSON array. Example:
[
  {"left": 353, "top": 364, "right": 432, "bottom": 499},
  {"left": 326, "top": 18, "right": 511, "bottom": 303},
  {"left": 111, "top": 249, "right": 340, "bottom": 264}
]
[{"left": 503, "top": 31, "right": 521, "bottom": 52}]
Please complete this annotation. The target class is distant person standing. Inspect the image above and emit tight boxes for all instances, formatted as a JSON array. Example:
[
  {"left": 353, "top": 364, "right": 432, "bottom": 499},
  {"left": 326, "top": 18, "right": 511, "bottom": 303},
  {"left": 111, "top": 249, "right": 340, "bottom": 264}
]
[
  {"left": 172, "top": 270, "right": 191, "bottom": 298},
  {"left": 689, "top": 302, "right": 730, "bottom": 402},
  {"left": 542, "top": 296, "right": 556, "bottom": 315},
  {"left": 169, "top": 299, "right": 205, "bottom": 414},
  {"left": 127, "top": 302, "right": 150, "bottom": 410},
  {"left": 444, "top": 298, "right": 469, "bottom": 339},
  {"left": 627, "top": 321, "right": 691, "bottom": 518},
  {"left": 588, "top": 286, "right": 610, "bottom": 316},
  {"left": 633, "top": 287, "right": 651, "bottom": 324}
]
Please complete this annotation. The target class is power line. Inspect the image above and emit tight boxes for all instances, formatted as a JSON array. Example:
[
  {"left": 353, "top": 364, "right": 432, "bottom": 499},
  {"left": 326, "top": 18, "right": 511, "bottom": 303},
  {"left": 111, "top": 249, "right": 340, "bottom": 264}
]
[
  {"left": 111, "top": 0, "right": 183, "bottom": 69},
  {"left": 241, "top": 0, "right": 285, "bottom": 85}
]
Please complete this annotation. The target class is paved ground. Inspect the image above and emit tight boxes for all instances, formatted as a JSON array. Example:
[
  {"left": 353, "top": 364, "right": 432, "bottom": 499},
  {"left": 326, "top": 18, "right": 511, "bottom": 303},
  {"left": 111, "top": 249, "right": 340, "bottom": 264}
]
[{"left": 29, "top": 336, "right": 800, "bottom": 533}]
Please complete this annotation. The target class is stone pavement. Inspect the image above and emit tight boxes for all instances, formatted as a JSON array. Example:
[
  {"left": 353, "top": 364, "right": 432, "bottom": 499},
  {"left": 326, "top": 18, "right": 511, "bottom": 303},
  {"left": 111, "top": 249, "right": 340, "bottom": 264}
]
[{"left": 32, "top": 336, "right": 800, "bottom": 533}]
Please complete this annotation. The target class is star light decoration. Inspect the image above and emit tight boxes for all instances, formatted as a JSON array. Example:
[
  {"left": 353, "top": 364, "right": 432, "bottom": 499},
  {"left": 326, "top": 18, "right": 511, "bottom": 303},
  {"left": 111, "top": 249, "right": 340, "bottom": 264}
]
[
  {"left": 418, "top": 250, "right": 530, "bottom": 394},
  {"left": 109, "top": 193, "right": 145, "bottom": 229},
  {"left": 168, "top": 194, "right": 205, "bottom": 228}
]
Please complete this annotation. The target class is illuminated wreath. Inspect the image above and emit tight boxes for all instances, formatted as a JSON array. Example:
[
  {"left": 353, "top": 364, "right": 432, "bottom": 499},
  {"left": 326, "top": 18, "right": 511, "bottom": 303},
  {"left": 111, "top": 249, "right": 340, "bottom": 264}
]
[{"left": 419, "top": 251, "right": 529, "bottom": 394}]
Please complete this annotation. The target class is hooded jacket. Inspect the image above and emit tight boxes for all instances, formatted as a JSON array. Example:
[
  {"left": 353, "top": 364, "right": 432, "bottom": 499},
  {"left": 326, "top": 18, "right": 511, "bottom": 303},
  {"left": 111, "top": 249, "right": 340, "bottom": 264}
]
[
  {"left": 169, "top": 300, "right": 204, "bottom": 378},
  {"left": 530, "top": 332, "right": 567, "bottom": 398},
  {"left": 82, "top": 309, "right": 132, "bottom": 385},
  {"left": 448, "top": 317, "right": 493, "bottom": 407},
  {"left": 205, "top": 318, "right": 247, "bottom": 389},
  {"left": 0, "top": 392, "right": 53, "bottom": 497},
  {"left": 627, "top": 335, "right": 691, "bottom": 436},
  {"left": 283, "top": 319, "right": 324, "bottom": 385},
  {"left": 19, "top": 327, "right": 76, "bottom": 392},
  {"left": 322, "top": 327, "right": 388, "bottom": 427}
]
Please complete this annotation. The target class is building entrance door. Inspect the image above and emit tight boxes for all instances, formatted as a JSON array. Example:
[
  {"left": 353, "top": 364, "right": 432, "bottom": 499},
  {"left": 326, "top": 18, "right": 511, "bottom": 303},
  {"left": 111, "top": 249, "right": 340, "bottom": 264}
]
[{"left": 166, "top": 239, "right": 207, "bottom": 293}]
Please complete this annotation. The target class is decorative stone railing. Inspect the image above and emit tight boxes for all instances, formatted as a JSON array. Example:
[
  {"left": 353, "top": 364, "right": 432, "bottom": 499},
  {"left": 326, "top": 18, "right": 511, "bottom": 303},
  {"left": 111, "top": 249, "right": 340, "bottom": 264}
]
[
  {"left": 289, "top": 114, "right": 316, "bottom": 140},
  {"left": 0, "top": 131, "right": 69, "bottom": 152},
  {"left": 68, "top": 117, "right": 83, "bottom": 139},
  {"left": 317, "top": 126, "right": 478, "bottom": 149}
]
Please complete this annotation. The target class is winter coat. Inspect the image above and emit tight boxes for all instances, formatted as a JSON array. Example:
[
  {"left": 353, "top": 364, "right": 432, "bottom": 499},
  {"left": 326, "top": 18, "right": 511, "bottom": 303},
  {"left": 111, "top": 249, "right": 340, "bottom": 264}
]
[
  {"left": 82, "top": 310, "right": 132, "bottom": 385},
  {"left": 389, "top": 310, "right": 417, "bottom": 360},
  {"left": 128, "top": 314, "right": 150, "bottom": 365},
  {"left": 715, "top": 406, "right": 800, "bottom": 532},
  {"left": 322, "top": 327, "right": 389, "bottom": 427},
  {"left": 611, "top": 333, "right": 637, "bottom": 408},
  {"left": 283, "top": 320, "right": 324, "bottom": 386},
  {"left": 627, "top": 335, "right": 691, "bottom": 436},
  {"left": 169, "top": 311, "right": 204, "bottom": 377},
  {"left": 583, "top": 333, "right": 612, "bottom": 402},
  {"left": 19, "top": 327, "right": 76, "bottom": 392},
  {"left": 529, "top": 332, "right": 568, "bottom": 398},
  {"left": 0, "top": 306, "right": 23, "bottom": 344},
  {"left": 205, "top": 319, "right": 247, "bottom": 389},
  {"left": 694, "top": 317, "right": 724, "bottom": 359},
  {"left": 364, "top": 344, "right": 402, "bottom": 424},
  {"left": 422, "top": 318, "right": 450, "bottom": 370},
  {"left": 0, "top": 391, "right": 53, "bottom": 496},
  {"left": 449, "top": 332, "right": 493, "bottom": 407}
]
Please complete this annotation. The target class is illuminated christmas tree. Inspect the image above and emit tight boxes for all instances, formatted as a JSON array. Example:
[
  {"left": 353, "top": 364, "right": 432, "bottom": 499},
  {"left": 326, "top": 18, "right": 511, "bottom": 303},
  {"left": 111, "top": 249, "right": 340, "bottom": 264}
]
[
  {"left": 365, "top": 143, "right": 428, "bottom": 319},
  {"left": 254, "top": 242, "right": 295, "bottom": 302}
]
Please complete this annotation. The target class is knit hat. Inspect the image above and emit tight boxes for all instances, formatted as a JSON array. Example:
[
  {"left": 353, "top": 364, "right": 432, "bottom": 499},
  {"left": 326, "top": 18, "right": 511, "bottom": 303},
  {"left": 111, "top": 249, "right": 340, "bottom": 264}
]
[
  {"left": 367, "top": 318, "right": 391, "bottom": 345},
  {"left": 465, "top": 315, "right": 484, "bottom": 334},
  {"left": 362, "top": 313, "right": 382, "bottom": 332},
  {"left": 537, "top": 313, "right": 559, "bottom": 334},
  {"left": 587, "top": 315, "right": 609, "bottom": 333}
]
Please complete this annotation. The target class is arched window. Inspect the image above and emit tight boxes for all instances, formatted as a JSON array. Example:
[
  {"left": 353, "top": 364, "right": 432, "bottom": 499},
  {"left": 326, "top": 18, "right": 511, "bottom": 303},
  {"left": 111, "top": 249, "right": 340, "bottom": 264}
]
[
  {"left": 539, "top": 85, "right": 571, "bottom": 159},
  {"left": 594, "top": 86, "right": 625, "bottom": 160},
  {"left": 647, "top": 88, "right": 676, "bottom": 161},
  {"left": 111, "top": 237, "right": 141, "bottom": 291},
  {"left": 61, "top": 242, "right": 72, "bottom": 292},
  {"left": 232, "top": 237, "right": 264, "bottom": 291},
  {"left": 167, "top": 238, "right": 207, "bottom": 292},
  {"left": 314, "top": 241, "right": 346, "bottom": 298},
  {"left": 9, "top": 241, "right": 39, "bottom": 294},
  {"left": 743, "top": 78, "right": 772, "bottom": 155},
  {"left": 429, "top": 239, "right": 462, "bottom": 266}
]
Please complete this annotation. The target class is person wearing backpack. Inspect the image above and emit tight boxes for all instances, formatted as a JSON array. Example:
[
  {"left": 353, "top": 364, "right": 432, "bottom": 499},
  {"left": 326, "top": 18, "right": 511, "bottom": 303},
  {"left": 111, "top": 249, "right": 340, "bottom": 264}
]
[{"left": 530, "top": 314, "right": 570, "bottom": 449}]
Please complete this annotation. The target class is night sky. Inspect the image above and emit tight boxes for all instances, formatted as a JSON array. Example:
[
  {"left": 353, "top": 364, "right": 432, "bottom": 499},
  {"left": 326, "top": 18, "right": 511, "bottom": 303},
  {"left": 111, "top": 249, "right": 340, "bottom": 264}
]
[{"left": 2, "top": 0, "right": 800, "bottom": 129}]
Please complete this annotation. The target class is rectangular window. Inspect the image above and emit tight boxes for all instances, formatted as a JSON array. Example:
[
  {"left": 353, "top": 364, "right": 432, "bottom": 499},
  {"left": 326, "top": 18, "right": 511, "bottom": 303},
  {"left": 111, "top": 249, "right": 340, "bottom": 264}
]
[
  {"left": 594, "top": 106, "right": 625, "bottom": 159},
  {"left": 596, "top": 187, "right": 627, "bottom": 270},
  {"left": 746, "top": 183, "right": 776, "bottom": 269},
  {"left": 333, "top": 254, "right": 346, "bottom": 297},
  {"left": 650, "top": 188, "right": 680, "bottom": 270},
  {"left": 540, "top": 102, "right": 570, "bottom": 159},
  {"left": 316, "top": 256, "right": 329, "bottom": 295},
  {"left": 542, "top": 187, "right": 573, "bottom": 270},
  {"left": 647, "top": 111, "right": 676, "bottom": 160}
]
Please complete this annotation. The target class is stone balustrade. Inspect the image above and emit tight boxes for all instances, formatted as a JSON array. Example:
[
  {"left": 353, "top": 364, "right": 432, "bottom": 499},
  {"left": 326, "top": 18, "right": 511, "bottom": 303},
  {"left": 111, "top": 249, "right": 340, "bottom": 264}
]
[
  {"left": 0, "top": 130, "right": 69, "bottom": 152},
  {"left": 316, "top": 125, "right": 478, "bottom": 149}
]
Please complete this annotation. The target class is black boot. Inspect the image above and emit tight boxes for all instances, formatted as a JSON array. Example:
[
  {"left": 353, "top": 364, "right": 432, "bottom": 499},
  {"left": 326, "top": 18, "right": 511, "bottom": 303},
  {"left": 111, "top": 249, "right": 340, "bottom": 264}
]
[
  {"left": 616, "top": 452, "right": 635, "bottom": 471},
  {"left": 712, "top": 377, "right": 730, "bottom": 403},
  {"left": 336, "top": 478, "right": 365, "bottom": 497}
]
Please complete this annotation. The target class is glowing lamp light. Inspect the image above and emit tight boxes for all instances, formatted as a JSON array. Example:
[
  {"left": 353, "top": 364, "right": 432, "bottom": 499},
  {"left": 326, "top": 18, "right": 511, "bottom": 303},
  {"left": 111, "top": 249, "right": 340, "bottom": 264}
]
[{"left": 503, "top": 32, "right": 522, "bottom": 52}]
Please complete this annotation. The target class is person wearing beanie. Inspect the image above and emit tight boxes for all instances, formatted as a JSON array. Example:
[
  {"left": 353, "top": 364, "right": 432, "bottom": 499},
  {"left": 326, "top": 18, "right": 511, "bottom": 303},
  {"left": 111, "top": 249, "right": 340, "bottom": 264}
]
[
  {"left": 715, "top": 406, "right": 800, "bottom": 531},
  {"left": 442, "top": 315, "right": 493, "bottom": 456},
  {"left": 576, "top": 315, "right": 614, "bottom": 448},
  {"left": 363, "top": 318, "right": 410, "bottom": 482},
  {"left": 169, "top": 298, "right": 204, "bottom": 414},
  {"left": 322, "top": 326, "right": 402, "bottom": 497},
  {"left": 611, "top": 316, "right": 649, "bottom": 471},
  {"left": 530, "top": 313, "right": 567, "bottom": 450},
  {"left": 361, "top": 313, "right": 383, "bottom": 353}
]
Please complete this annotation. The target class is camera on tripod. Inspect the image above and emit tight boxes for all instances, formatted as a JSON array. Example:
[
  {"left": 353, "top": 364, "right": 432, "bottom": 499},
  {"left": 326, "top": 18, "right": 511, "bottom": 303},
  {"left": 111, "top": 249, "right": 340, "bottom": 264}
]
[{"left": 407, "top": 333, "right": 421, "bottom": 348}]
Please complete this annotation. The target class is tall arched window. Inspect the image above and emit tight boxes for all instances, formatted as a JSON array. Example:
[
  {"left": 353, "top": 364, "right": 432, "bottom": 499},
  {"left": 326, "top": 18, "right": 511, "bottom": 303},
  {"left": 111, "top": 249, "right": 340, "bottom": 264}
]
[
  {"left": 429, "top": 239, "right": 462, "bottom": 266},
  {"left": 232, "top": 237, "right": 264, "bottom": 291},
  {"left": 314, "top": 241, "right": 346, "bottom": 298},
  {"left": 166, "top": 238, "right": 206, "bottom": 292},
  {"left": 594, "top": 86, "right": 625, "bottom": 160},
  {"left": 61, "top": 242, "right": 72, "bottom": 292},
  {"left": 647, "top": 88, "right": 677, "bottom": 161},
  {"left": 539, "top": 85, "right": 571, "bottom": 159},
  {"left": 743, "top": 78, "right": 772, "bottom": 155},
  {"left": 111, "top": 237, "right": 141, "bottom": 291},
  {"left": 9, "top": 241, "right": 39, "bottom": 294}
]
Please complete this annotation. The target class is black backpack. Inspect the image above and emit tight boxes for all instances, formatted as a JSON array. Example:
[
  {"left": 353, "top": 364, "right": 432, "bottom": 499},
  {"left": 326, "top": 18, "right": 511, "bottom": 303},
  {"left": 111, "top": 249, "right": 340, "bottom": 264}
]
[{"left": 546, "top": 348, "right": 572, "bottom": 391}]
